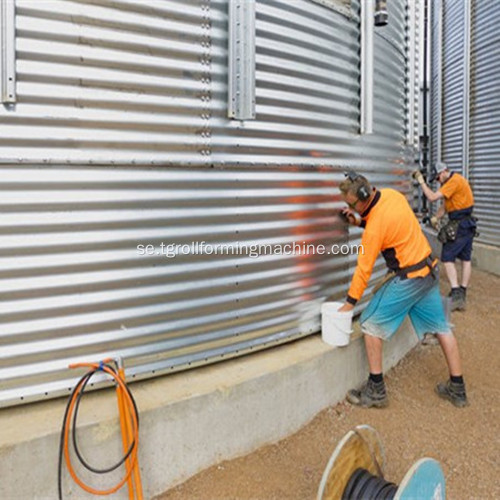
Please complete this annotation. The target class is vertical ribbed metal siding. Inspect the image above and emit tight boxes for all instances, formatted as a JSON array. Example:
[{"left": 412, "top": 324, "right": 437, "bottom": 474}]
[
  {"left": 0, "top": 0, "right": 415, "bottom": 407},
  {"left": 429, "top": 0, "right": 465, "bottom": 174},
  {"left": 469, "top": 0, "right": 500, "bottom": 246},
  {"left": 430, "top": 0, "right": 441, "bottom": 168},
  {"left": 1, "top": 0, "right": 210, "bottom": 164},
  {"left": 430, "top": 0, "right": 500, "bottom": 246},
  {"left": 442, "top": 0, "right": 464, "bottom": 174}
]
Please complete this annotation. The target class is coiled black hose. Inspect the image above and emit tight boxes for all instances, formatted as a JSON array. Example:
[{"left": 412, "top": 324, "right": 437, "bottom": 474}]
[{"left": 342, "top": 468, "right": 398, "bottom": 500}]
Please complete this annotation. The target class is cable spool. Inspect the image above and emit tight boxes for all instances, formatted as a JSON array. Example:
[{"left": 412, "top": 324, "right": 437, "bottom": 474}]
[
  {"left": 341, "top": 468, "right": 397, "bottom": 499},
  {"left": 317, "top": 425, "right": 446, "bottom": 500}
]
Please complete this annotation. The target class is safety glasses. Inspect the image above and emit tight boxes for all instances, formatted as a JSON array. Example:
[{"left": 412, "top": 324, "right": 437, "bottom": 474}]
[{"left": 346, "top": 199, "right": 360, "bottom": 210}]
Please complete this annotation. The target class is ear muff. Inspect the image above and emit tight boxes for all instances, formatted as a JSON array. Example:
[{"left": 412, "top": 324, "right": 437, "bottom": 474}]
[
  {"left": 357, "top": 184, "right": 371, "bottom": 201},
  {"left": 344, "top": 171, "right": 371, "bottom": 201}
]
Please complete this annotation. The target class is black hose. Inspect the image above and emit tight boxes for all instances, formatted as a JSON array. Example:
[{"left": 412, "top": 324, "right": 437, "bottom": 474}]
[
  {"left": 72, "top": 364, "right": 138, "bottom": 474},
  {"left": 57, "top": 363, "right": 140, "bottom": 499},
  {"left": 342, "top": 468, "right": 398, "bottom": 500}
]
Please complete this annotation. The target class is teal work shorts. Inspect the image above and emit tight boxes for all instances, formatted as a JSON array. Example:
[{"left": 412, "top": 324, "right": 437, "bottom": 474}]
[{"left": 360, "top": 273, "right": 452, "bottom": 340}]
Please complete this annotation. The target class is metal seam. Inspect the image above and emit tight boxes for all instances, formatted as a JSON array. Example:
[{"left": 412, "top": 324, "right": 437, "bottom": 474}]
[{"left": 200, "top": 0, "right": 212, "bottom": 159}]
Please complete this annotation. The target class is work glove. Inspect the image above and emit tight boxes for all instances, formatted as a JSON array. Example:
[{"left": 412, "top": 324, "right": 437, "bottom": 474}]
[
  {"left": 430, "top": 216, "right": 439, "bottom": 230},
  {"left": 412, "top": 170, "right": 425, "bottom": 185},
  {"left": 340, "top": 208, "right": 360, "bottom": 226}
]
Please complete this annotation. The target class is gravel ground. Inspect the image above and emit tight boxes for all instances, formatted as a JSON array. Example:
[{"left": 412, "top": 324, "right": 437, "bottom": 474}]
[{"left": 157, "top": 269, "right": 500, "bottom": 500}]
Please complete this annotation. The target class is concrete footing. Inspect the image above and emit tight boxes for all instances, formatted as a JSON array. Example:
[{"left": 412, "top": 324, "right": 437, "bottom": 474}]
[
  {"left": 0, "top": 322, "right": 418, "bottom": 499},
  {"left": 472, "top": 242, "right": 500, "bottom": 276}
]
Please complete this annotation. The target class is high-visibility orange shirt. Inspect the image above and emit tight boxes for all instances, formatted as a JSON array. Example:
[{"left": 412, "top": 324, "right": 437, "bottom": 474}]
[
  {"left": 438, "top": 172, "right": 474, "bottom": 213},
  {"left": 347, "top": 188, "right": 433, "bottom": 304}
]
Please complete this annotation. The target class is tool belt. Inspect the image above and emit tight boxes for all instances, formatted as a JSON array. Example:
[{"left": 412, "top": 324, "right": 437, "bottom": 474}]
[
  {"left": 438, "top": 215, "right": 479, "bottom": 244},
  {"left": 438, "top": 219, "right": 460, "bottom": 244},
  {"left": 395, "top": 255, "right": 437, "bottom": 280},
  {"left": 372, "top": 255, "right": 437, "bottom": 295}
]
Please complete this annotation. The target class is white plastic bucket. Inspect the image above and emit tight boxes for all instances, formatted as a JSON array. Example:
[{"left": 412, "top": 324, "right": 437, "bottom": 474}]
[{"left": 321, "top": 301, "right": 354, "bottom": 347}]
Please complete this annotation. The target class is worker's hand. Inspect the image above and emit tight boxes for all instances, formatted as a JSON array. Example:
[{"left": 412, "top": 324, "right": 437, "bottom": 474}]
[
  {"left": 430, "top": 216, "right": 439, "bottom": 229},
  {"left": 338, "top": 302, "right": 354, "bottom": 312},
  {"left": 340, "top": 208, "right": 359, "bottom": 226},
  {"left": 412, "top": 170, "right": 425, "bottom": 185}
]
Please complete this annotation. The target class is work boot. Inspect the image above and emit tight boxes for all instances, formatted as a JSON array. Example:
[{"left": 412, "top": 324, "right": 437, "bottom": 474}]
[
  {"left": 460, "top": 286, "right": 468, "bottom": 309},
  {"left": 449, "top": 288, "right": 465, "bottom": 311},
  {"left": 347, "top": 379, "right": 388, "bottom": 408},
  {"left": 435, "top": 380, "right": 468, "bottom": 407}
]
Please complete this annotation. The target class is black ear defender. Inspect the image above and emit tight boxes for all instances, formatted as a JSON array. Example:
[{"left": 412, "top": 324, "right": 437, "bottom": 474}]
[{"left": 344, "top": 171, "right": 371, "bottom": 201}]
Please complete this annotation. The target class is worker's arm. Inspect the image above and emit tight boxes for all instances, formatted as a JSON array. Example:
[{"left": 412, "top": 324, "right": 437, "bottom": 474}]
[
  {"left": 412, "top": 171, "right": 444, "bottom": 202},
  {"left": 436, "top": 204, "right": 446, "bottom": 219},
  {"left": 338, "top": 226, "right": 383, "bottom": 312},
  {"left": 429, "top": 203, "right": 446, "bottom": 229},
  {"left": 421, "top": 182, "right": 443, "bottom": 202}
]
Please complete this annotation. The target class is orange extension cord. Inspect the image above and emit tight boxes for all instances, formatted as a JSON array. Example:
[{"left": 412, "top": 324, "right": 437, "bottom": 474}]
[{"left": 58, "top": 359, "right": 143, "bottom": 499}]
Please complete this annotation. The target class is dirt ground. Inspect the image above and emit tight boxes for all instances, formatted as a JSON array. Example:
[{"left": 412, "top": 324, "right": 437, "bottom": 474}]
[{"left": 157, "top": 269, "right": 500, "bottom": 500}]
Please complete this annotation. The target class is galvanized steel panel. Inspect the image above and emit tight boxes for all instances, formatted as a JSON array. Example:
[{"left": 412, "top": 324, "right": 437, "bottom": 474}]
[
  {"left": 442, "top": 0, "right": 465, "bottom": 174},
  {"left": 430, "top": 0, "right": 441, "bottom": 168},
  {"left": 469, "top": 0, "right": 500, "bottom": 246},
  {"left": 360, "top": 0, "right": 374, "bottom": 135},
  {"left": 407, "top": 0, "right": 420, "bottom": 148},
  {"left": 228, "top": 0, "right": 256, "bottom": 120},
  {"left": 308, "top": 0, "right": 353, "bottom": 18},
  {"left": 1, "top": 0, "right": 211, "bottom": 164},
  {"left": 212, "top": 0, "right": 410, "bottom": 172},
  {"left": 0, "top": 0, "right": 417, "bottom": 406},
  {"left": 0, "top": 0, "right": 16, "bottom": 103},
  {"left": 0, "top": 165, "right": 356, "bottom": 407}
]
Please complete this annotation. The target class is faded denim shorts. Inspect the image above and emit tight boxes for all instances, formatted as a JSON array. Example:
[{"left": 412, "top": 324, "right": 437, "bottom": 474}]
[{"left": 360, "top": 272, "right": 452, "bottom": 340}]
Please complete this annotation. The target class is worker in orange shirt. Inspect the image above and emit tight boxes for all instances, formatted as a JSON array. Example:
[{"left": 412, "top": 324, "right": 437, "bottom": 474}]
[
  {"left": 413, "top": 162, "right": 477, "bottom": 311},
  {"left": 337, "top": 172, "right": 467, "bottom": 408}
]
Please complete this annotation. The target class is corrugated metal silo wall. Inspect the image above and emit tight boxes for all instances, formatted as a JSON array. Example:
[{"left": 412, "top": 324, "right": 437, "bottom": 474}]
[
  {"left": 3, "top": 0, "right": 209, "bottom": 163},
  {"left": 469, "top": 0, "right": 500, "bottom": 246},
  {"left": 0, "top": 0, "right": 414, "bottom": 407},
  {"left": 430, "top": 0, "right": 468, "bottom": 175},
  {"left": 441, "top": 0, "right": 464, "bottom": 174},
  {"left": 430, "top": 0, "right": 441, "bottom": 169},
  {"left": 430, "top": 0, "right": 500, "bottom": 246}
]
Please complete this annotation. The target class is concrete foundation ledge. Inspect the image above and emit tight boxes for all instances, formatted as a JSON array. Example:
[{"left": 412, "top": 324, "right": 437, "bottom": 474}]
[
  {"left": 472, "top": 242, "right": 500, "bottom": 276},
  {"left": 0, "top": 321, "right": 418, "bottom": 499}
]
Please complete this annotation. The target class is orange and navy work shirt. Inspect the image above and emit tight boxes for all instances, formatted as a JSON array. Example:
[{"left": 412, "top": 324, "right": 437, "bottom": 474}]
[
  {"left": 438, "top": 172, "right": 474, "bottom": 213},
  {"left": 346, "top": 188, "right": 433, "bottom": 305}
]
